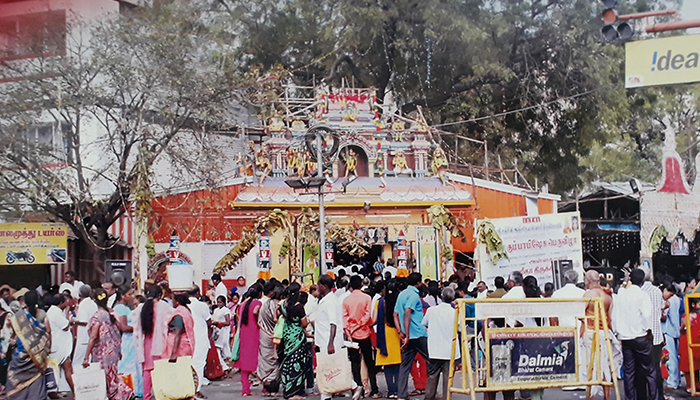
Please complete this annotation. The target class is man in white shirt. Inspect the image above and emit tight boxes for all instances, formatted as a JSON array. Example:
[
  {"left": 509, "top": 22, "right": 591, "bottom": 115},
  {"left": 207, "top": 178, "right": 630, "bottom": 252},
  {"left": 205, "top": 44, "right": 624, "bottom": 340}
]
[
  {"left": 315, "top": 274, "right": 360, "bottom": 400},
  {"left": 72, "top": 285, "right": 97, "bottom": 368},
  {"left": 551, "top": 270, "right": 585, "bottom": 327},
  {"left": 59, "top": 271, "right": 84, "bottom": 300},
  {"left": 612, "top": 269, "right": 657, "bottom": 400},
  {"left": 188, "top": 286, "right": 212, "bottom": 396},
  {"left": 502, "top": 271, "right": 526, "bottom": 327},
  {"left": 0, "top": 287, "right": 12, "bottom": 313},
  {"left": 336, "top": 277, "right": 351, "bottom": 304},
  {"left": 102, "top": 281, "right": 117, "bottom": 308},
  {"left": 422, "top": 287, "right": 460, "bottom": 400},
  {"left": 475, "top": 281, "right": 488, "bottom": 299},
  {"left": 212, "top": 274, "right": 228, "bottom": 301}
]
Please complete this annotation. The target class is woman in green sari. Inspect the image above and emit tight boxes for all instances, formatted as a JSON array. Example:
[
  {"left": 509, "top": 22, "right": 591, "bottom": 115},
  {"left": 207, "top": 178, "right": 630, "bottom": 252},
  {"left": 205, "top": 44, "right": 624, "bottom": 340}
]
[
  {"left": 5, "top": 290, "right": 50, "bottom": 400},
  {"left": 279, "top": 282, "right": 309, "bottom": 400}
]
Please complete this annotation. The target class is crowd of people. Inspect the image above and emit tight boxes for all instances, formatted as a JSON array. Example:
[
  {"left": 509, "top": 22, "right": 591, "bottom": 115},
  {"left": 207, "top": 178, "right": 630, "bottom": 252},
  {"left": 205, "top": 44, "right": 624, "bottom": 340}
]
[{"left": 0, "top": 265, "right": 698, "bottom": 400}]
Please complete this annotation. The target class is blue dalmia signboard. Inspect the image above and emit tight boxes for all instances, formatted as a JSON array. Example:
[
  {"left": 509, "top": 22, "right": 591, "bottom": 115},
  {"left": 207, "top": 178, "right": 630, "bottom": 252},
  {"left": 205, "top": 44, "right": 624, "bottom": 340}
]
[{"left": 488, "top": 328, "right": 578, "bottom": 386}]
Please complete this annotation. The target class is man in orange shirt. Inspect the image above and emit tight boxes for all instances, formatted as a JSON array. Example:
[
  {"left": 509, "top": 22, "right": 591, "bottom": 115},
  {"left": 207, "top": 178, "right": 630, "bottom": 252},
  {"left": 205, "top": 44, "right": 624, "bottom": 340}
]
[{"left": 343, "top": 275, "right": 380, "bottom": 398}]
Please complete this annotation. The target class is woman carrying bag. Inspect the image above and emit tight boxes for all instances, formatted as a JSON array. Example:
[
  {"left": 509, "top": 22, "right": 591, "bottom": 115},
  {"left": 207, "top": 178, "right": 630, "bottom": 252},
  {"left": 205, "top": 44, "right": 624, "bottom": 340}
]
[{"left": 83, "top": 289, "right": 133, "bottom": 400}]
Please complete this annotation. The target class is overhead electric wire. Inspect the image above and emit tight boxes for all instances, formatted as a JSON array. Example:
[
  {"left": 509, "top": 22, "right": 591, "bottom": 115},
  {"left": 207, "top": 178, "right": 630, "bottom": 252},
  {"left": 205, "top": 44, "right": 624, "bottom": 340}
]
[{"left": 432, "top": 86, "right": 611, "bottom": 129}]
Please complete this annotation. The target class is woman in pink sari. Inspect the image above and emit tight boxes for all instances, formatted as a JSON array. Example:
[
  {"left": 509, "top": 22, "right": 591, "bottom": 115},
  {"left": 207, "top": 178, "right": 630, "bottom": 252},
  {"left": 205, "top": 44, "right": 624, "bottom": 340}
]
[
  {"left": 82, "top": 288, "right": 133, "bottom": 400},
  {"left": 235, "top": 286, "right": 262, "bottom": 396},
  {"left": 133, "top": 285, "right": 171, "bottom": 400},
  {"left": 164, "top": 294, "right": 196, "bottom": 361}
]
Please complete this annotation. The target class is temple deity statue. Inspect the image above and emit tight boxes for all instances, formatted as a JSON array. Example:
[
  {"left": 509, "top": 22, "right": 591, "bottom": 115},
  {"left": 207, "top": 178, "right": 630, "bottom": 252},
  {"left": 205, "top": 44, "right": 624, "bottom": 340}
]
[
  {"left": 343, "top": 148, "right": 358, "bottom": 180},
  {"left": 255, "top": 145, "right": 273, "bottom": 186},
  {"left": 392, "top": 150, "right": 413, "bottom": 176},
  {"left": 431, "top": 146, "right": 449, "bottom": 185}
]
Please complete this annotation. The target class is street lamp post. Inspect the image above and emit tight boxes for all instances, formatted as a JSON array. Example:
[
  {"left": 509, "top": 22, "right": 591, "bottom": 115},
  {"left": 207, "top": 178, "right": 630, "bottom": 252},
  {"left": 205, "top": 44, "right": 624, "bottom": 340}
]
[
  {"left": 316, "top": 133, "right": 327, "bottom": 275},
  {"left": 285, "top": 126, "right": 339, "bottom": 277}
]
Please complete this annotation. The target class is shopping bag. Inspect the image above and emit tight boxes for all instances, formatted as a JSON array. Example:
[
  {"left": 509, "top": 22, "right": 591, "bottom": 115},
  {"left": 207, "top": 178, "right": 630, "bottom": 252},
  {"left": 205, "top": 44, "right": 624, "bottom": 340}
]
[
  {"left": 73, "top": 363, "right": 107, "bottom": 400},
  {"left": 152, "top": 356, "right": 196, "bottom": 400},
  {"left": 316, "top": 349, "right": 353, "bottom": 394},
  {"left": 205, "top": 337, "right": 225, "bottom": 380},
  {"left": 272, "top": 315, "right": 286, "bottom": 345},
  {"left": 45, "top": 358, "right": 59, "bottom": 393},
  {"left": 231, "top": 330, "right": 241, "bottom": 361}
]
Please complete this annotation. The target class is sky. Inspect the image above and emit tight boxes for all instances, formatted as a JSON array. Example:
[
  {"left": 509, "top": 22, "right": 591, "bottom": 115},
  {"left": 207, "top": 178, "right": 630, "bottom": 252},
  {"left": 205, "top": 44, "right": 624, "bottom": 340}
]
[{"left": 680, "top": 0, "right": 700, "bottom": 33}]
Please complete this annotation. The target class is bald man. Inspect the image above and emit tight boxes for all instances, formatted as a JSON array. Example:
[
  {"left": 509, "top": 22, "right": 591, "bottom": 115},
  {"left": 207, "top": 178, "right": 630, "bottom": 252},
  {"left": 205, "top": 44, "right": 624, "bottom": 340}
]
[{"left": 582, "top": 270, "right": 615, "bottom": 400}]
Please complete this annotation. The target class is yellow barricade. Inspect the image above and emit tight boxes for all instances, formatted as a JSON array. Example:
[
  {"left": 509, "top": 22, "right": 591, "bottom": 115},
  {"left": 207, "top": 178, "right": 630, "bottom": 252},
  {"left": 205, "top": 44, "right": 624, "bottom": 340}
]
[
  {"left": 446, "top": 298, "right": 620, "bottom": 400},
  {"left": 685, "top": 291, "right": 700, "bottom": 396}
]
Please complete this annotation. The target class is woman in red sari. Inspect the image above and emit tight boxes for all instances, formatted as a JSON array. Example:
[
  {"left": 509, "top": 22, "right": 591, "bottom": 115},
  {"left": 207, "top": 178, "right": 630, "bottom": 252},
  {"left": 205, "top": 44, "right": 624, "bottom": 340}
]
[
  {"left": 680, "top": 298, "right": 700, "bottom": 392},
  {"left": 83, "top": 288, "right": 133, "bottom": 400}
]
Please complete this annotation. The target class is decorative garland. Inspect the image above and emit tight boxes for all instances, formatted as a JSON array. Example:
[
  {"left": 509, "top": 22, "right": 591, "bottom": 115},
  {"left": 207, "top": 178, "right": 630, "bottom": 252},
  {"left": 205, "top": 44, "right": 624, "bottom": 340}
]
[
  {"left": 649, "top": 225, "right": 668, "bottom": 254},
  {"left": 214, "top": 208, "right": 369, "bottom": 274},
  {"left": 476, "top": 220, "right": 508, "bottom": 264}
]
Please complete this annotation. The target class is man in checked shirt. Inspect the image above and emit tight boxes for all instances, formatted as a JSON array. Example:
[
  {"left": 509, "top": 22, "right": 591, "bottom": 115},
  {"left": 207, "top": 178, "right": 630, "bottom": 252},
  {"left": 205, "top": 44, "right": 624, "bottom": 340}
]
[{"left": 639, "top": 265, "right": 664, "bottom": 400}]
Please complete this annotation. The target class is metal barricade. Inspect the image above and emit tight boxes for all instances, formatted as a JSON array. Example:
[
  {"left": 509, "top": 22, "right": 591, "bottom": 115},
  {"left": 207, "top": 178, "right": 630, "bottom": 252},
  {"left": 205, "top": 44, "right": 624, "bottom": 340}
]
[{"left": 446, "top": 298, "right": 620, "bottom": 400}]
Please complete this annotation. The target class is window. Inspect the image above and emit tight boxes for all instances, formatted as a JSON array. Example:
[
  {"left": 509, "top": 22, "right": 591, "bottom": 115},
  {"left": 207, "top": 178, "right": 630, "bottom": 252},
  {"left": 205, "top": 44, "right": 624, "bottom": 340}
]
[
  {"left": 23, "top": 122, "right": 72, "bottom": 166},
  {"left": 0, "top": 10, "right": 66, "bottom": 60}
]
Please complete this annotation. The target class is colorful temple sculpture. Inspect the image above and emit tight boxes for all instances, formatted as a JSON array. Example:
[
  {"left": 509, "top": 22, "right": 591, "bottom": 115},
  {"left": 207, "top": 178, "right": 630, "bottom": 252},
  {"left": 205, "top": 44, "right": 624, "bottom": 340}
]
[
  {"left": 640, "top": 121, "right": 700, "bottom": 277},
  {"left": 146, "top": 80, "right": 560, "bottom": 288}
]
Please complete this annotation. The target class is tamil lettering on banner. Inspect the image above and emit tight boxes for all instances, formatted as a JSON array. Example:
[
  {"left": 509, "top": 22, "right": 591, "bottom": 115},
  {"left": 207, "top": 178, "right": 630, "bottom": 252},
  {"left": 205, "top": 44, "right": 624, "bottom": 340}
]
[
  {"left": 488, "top": 328, "right": 578, "bottom": 386},
  {"left": 626, "top": 34, "right": 700, "bottom": 88},
  {"left": 0, "top": 222, "right": 68, "bottom": 265},
  {"left": 475, "top": 212, "right": 584, "bottom": 289},
  {"left": 475, "top": 300, "right": 586, "bottom": 320}
]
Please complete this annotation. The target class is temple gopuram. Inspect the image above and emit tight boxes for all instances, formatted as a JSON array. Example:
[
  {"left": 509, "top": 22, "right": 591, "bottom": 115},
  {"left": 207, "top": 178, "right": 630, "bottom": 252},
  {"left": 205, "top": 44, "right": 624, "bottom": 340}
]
[{"left": 146, "top": 79, "right": 560, "bottom": 288}]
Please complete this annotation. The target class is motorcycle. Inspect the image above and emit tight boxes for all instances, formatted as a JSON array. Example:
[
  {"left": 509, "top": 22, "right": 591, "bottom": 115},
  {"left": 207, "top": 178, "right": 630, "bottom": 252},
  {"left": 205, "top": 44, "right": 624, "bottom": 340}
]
[{"left": 6, "top": 249, "right": 36, "bottom": 264}]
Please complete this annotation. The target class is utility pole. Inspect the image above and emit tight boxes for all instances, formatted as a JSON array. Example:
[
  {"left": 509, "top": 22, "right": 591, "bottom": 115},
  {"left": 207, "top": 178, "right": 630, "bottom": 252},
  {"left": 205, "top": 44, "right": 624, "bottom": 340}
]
[{"left": 316, "top": 133, "right": 326, "bottom": 274}]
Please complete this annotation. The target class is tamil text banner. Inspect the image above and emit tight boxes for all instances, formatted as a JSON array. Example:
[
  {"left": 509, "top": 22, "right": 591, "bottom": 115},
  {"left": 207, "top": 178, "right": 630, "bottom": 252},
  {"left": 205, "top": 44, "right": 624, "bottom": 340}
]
[
  {"left": 0, "top": 222, "right": 68, "bottom": 265},
  {"left": 475, "top": 212, "right": 583, "bottom": 289},
  {"left": 626, "top": 34, "right": 700, "bottom": 88}
]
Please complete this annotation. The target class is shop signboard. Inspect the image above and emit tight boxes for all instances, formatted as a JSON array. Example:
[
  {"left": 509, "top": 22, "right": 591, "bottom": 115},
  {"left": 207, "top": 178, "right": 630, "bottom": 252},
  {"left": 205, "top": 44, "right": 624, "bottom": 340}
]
[
  {"left": 416, "top": 226, "right": 438, "bottom": 280},
  {"left": 626, "top": 34, "right": 700, "bottom": 88},
  {"left": 475, "top": 212, "right": 584, "bottom": 289},
  {"left": 488, "top": 328, "right": 578, "bottom": 386},
  {"left": 0, "top": 222, "right": 68, "bottom": 265}
]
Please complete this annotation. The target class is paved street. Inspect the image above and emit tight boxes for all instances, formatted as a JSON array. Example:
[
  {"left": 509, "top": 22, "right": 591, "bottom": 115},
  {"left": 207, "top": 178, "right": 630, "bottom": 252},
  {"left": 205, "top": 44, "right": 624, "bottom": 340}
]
[{"left": 199, "top": 371, "right": 700, "bottom": 400}]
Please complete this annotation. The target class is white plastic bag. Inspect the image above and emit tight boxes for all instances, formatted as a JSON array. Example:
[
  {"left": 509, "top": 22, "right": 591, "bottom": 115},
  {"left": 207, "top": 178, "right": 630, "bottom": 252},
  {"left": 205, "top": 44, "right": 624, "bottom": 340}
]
[
  {"left": 152, "top": 356, "right": 196, "bottom": 400},
  {"left": 316, "top": 349, "right": 354, "bottom": 394},
  {"left": 73, "top": 363, "right": 107, "bottom": 400}
]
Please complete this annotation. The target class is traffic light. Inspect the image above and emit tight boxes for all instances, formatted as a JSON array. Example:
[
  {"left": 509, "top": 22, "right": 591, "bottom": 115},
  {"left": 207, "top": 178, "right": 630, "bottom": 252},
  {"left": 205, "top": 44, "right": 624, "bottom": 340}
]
[{"left": 601, "top": 0, "right": 634, "bottom": 41}]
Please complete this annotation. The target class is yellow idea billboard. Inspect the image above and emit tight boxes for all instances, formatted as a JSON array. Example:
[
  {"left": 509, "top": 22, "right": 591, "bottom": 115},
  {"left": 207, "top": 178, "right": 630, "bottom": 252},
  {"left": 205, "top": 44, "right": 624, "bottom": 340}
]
[
  {"left": 626, "top": 35, "right": 700, "bottom": 88},
  {"left": 0, "top": 223, "right": 68, "bottom": 265}
]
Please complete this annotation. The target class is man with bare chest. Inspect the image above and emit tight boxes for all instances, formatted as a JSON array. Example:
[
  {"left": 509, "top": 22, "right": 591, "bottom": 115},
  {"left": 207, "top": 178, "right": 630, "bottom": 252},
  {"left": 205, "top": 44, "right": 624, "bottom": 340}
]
[{"left": 582, "top": 270, "right": 616, "bottom": 400}]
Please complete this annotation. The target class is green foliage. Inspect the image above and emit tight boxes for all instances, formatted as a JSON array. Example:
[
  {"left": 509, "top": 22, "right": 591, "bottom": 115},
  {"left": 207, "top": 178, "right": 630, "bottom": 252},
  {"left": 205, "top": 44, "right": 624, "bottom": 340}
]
[
  {"left": 649, "top": 225, "right": 668, "bottom": 254},
  {"left": 0, "top": 1, "right": 252, "bottom": 271},
  {"left": 476, "top": 220, "right": 508, "bottom": 264},
  {"left": 219, "top": 0, "right": 694, "bottom": 193}
]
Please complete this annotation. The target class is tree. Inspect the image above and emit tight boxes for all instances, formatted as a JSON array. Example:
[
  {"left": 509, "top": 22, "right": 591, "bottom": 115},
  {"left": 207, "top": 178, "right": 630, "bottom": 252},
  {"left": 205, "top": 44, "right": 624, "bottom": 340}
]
[
  {"left": 216, "top": 0, "right": 655, "bottom": 192},
  {"left": 0, "top": 2, "right": 250, "bottom": 279}
]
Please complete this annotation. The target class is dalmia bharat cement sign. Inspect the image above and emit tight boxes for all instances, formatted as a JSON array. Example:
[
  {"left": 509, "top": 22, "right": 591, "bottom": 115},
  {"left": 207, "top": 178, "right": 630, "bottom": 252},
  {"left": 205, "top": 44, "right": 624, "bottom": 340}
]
[
  {"left": 626, "top": 34, "right": 700, "bottom": 88},
  {"left": 0, "top": 223, "right": 68, "bottom": 265}
]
